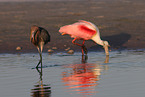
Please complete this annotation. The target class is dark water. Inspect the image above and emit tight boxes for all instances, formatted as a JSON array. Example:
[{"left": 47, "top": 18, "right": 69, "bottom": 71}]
[{"left": 0, "top": 51, "right": 145, "bottom": 97}]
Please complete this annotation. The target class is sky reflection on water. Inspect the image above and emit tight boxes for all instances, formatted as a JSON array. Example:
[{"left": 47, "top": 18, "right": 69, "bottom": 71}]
[
  {"left": 61, "top": 55, "right": 109, "bottom": 96},
  {"left": 0, "top": 51, "right": 145, "bottom": 97}
]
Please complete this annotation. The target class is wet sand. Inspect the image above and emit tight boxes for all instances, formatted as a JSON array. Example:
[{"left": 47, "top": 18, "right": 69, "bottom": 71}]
[{"left": 0, "top": 0, "right": 145, "bottom": 53}]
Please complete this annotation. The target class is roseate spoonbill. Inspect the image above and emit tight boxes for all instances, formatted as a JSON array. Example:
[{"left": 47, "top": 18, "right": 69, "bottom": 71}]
[
  {"left": 59, "top": 20, "right": 110, "bottom": 56},
  {"left": 30, "top": 25, "right": 50, "bottom": 68}
]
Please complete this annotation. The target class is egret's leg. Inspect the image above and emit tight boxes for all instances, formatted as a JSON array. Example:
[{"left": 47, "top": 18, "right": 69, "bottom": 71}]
[
  {"left": 36, "top": 65, "right": 43, "bottom": 81},
  {"left": 36, "top": 51, "right": 42, "bottom": 68},
  {"left": 36, "top": 47, "right": 42, "bottom": 68}
]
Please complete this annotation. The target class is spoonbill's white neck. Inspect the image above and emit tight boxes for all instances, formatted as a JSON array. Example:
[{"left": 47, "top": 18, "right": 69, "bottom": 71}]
[
  {"left": 91, "top": 33, "right": 109, "bottom": 56},
  {"left": 91, "top": 33, "right": 104, "bottom": 46}
]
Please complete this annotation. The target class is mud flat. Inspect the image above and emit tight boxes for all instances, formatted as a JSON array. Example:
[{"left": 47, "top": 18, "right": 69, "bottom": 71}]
[{"left": 0, "top": 0, "right": 145, "bottom": 53}]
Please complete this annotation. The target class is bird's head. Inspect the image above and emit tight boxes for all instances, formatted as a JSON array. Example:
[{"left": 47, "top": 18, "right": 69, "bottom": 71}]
[
  {"left": 103, "top": 41, "right": 110, "bottom": 56},
  {"left": 31, "top": 25, "right": 39, "bottom": 33},
  {"left": 103, "top": 41, "right": 110, "bottom": 47},
  {"left": 30, "top": 25, "right": 39, "bottom": 38}
]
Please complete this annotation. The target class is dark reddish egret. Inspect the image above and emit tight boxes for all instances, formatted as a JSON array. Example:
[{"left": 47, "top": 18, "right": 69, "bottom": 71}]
[
  {"left": 59, "top": 20, "right": 110, "bottom": 56},
  {"left": 30, "top": 25, "right": 50, "bottom": 68}
]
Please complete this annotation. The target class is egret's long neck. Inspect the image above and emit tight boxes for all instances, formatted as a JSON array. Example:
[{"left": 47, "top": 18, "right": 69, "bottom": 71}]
[{"left": 91, "top": 33, "right": 104, "bottom": 46}]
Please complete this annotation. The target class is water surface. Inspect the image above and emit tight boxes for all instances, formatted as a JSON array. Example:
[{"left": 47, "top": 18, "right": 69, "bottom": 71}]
[{"left": 0, "top": 51, "right": 145, "bottom": 97}]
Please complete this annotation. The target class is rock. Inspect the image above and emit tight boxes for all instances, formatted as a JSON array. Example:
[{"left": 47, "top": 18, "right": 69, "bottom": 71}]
[
  {"left": 16, "top": 46, "right": 22, "bottom": 51},
  {"left": 97, "top": 15, "right": 104, "bottom": 18},
  {"left": 65, "top": 47, "right": 70, "bottom": 51},
  {"left": 67, "top": 50, "right": 74, "bottom": 54},
  {"left": 47, "top": 49, "right": 54, "bottom": 53},
  {"left": 52, "top": 47, "right": 57, "bottom": 50}
]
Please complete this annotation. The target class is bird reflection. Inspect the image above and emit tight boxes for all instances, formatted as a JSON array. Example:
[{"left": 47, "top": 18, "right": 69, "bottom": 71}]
[
  {"left": 31, "top": 68, "right": 51, "bottom": 97},
  {"left": 62, "top": 55, "right": 109, "bottom": 96},
  {"left": 104, "top": 55, "right": 109, "bottom": 63}
]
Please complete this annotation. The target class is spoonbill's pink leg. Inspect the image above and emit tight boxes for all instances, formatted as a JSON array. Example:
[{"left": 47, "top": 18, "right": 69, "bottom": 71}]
[
  {"left": 82, "top": 40, "right": 88, "bottom": 55},
  {"left": 72, "top": 38, "right": 88, "bottom": 55}
]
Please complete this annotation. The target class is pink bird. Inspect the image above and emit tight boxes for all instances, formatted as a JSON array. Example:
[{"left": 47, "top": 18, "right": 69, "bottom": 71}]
[{"left": 59, "top": 20, "right": 110, "bottom": 56}]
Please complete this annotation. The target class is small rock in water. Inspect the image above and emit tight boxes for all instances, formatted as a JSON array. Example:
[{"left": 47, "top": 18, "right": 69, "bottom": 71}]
[
  {"left": 48, "top": 49, "right": 54, "bottom": 53},
  {"left": 67, "top": 50, "right": 74, "bottom": 54},
  {"left": 16, "top": 46, "right": 22, "bottom": 51},
  {"left": 52, "top": 47, "right": 57, "bottom": 50},
  {"left": 65, "top": 47, "right": 70, "bottom": 51}
]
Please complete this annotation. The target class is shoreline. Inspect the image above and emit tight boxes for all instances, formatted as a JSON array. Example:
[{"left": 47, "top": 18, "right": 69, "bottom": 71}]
[{"left": 1, "top": 48, "right": 145, "bottom": 54}]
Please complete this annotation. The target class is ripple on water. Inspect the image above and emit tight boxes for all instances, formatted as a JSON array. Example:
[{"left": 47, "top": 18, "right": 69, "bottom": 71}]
[{"left": 0, "top": 50, "right": 145, "bottom": 97}]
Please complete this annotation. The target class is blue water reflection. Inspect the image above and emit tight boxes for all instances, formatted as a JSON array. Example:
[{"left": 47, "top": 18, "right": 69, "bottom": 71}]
[
  {"left": 61, "top": 55, "right": 109, "bottom": 96},
  {"left": 31, "top": 68, "right": 51, "bottom": 97}
]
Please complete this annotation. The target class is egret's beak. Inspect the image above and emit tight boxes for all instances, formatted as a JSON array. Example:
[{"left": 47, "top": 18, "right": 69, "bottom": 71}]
[{"left": 104, "top": 45, "right": 109, "bottom": 56}]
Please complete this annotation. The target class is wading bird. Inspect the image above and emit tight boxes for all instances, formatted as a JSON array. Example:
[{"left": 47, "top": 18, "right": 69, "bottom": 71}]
[
  {"left": 59, "top": 20, "right": 110, "bottom": 56},
  {"left": 30, "top": 25, "right": 50, "bottom": 68}
]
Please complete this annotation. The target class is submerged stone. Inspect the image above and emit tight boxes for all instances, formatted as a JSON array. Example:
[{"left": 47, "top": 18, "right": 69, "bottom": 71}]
[
  {"left": 16, "top": 46, "right": 22, "bottom": 51},
  {"left": 67, "top": 50, "right": 74, "bottom": 54}
]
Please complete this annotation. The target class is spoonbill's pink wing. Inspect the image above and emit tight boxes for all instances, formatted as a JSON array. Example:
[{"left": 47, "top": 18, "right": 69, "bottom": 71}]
[
  {"left": 78, "top": 20, "right": 97, "bottom": 30},
  {"left": 59, "top": 22, "right": 97, "bottom": 40}
]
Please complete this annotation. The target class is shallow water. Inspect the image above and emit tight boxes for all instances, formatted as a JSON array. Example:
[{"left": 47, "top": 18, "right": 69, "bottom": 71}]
[{"left": 0, "top": 50, "right": 145, "bottom": 97}]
